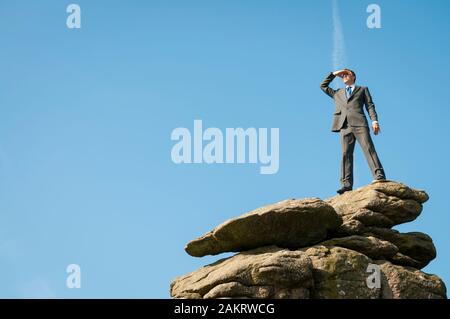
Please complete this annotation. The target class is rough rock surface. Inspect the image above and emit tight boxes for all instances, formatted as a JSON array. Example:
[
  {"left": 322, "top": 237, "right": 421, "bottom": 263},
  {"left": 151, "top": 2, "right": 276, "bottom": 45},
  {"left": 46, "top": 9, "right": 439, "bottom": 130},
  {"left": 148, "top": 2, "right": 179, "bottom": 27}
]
[
  {"left": 185, "top": 198, "right": 341, "bottom": 257},
  {"left": 377, "top": 261, "right": 446, "bottom": 299},
  {"left": 363, "top": 227, "right": 436, "bottom": 269},
  {"left": 327, "top": 180, "right": 428, "bottom": 228},
  {"left": 172, "top": 181, "right": 447, "bottom": 299},
  {"left": 171, "top": 246, "right": 314, "bottom": 299},
  {"left": 319, "top": 235, "right": 398, "bottom": 260}
]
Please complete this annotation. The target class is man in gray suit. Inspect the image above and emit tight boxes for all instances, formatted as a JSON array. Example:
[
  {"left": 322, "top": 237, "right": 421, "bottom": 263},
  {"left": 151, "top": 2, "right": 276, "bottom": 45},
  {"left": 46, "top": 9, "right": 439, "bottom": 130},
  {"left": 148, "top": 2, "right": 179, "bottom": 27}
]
[{"left": 320, "top": 69, "right": 386, "bottom": 194}]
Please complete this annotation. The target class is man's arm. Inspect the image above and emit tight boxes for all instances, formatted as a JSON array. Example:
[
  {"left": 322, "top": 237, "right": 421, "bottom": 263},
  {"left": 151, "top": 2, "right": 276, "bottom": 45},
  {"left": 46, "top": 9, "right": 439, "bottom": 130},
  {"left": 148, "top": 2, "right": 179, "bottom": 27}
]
[
  {"left": 320, "top": 72, "right": 338, "bottom": 98},
  {"left": 363, "top": 87, "right": 380, "bottom": 135},
  {"left": 320, "top": 70, "right": 348, "bottom": 98}
]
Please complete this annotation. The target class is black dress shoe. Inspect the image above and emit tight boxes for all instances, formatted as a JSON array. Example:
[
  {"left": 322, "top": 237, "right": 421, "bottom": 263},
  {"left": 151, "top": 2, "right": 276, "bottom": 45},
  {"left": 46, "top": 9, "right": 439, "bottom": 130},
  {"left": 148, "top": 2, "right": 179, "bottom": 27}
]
[
  {"left": 372, "top": 176, "right": 386, "bottom": 183},
  {"left": 337, "top": 186, "right": 352, "bottom": 195}
]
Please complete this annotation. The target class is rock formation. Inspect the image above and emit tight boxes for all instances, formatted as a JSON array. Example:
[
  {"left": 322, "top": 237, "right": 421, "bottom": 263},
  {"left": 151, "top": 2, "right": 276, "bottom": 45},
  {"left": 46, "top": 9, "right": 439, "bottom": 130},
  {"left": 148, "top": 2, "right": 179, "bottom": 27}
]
[{"left": 171, "top": 181, "right": 447, "bottom": 299}]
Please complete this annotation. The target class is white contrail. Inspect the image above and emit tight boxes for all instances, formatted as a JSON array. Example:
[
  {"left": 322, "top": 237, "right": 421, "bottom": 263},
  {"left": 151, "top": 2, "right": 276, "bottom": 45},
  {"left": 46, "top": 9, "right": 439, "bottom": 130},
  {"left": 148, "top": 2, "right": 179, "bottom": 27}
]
[
  {"left": 332, "top": 1, "right": 363, "bottom": 186},
  {"left": 332, "top": 0, "right": 347, "bottom": 73}
]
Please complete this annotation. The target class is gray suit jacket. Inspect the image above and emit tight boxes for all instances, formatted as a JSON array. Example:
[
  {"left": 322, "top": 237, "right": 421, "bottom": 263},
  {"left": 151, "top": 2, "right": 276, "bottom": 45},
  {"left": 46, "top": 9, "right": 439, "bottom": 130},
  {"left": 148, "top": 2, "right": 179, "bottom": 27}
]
[{"left": 320, "top": 72, "right": 378, "bottom": 132}]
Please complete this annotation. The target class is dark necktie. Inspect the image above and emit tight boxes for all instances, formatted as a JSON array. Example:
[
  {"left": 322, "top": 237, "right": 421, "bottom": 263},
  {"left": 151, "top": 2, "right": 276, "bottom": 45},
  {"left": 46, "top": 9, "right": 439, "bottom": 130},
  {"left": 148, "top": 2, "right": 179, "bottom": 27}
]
[{"left": 346, "top": 86, "right": 352, "bottom": 99}]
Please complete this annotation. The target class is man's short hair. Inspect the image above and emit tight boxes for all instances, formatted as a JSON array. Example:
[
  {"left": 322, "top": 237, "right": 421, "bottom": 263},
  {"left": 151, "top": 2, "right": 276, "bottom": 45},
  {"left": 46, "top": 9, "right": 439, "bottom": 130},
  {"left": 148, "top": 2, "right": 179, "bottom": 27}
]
[{"left": 345, "top": 69, "right": 356, "bottom": 82}]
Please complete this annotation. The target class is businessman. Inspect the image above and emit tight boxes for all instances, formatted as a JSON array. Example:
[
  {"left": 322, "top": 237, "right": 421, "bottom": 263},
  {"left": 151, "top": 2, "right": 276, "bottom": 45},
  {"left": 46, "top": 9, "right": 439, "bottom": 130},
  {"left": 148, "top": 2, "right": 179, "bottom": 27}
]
[{"left": 320, "top": 69, "right": 386, "bottom": 194}]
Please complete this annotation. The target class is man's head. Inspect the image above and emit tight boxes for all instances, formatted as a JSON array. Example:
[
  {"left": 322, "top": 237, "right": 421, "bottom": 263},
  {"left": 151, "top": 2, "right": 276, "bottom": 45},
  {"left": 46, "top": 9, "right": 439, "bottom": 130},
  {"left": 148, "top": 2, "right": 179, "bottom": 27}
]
[{"left": 343, "top": 69, "right": 356, "bottom": 85}]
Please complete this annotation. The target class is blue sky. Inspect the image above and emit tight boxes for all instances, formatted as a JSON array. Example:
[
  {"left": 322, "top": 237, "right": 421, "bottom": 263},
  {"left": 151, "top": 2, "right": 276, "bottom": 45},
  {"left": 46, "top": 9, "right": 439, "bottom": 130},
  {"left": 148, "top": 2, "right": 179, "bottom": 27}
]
[{"left": 0, "top": 0, "right": 449, "bottom": 298}]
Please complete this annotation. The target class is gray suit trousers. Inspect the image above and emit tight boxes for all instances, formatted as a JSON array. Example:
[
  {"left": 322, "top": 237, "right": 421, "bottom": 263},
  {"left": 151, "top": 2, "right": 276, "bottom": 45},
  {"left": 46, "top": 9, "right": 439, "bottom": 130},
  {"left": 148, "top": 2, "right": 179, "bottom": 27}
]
[{"left": 340, "top": 119, "right": 385, "bottom": 188}]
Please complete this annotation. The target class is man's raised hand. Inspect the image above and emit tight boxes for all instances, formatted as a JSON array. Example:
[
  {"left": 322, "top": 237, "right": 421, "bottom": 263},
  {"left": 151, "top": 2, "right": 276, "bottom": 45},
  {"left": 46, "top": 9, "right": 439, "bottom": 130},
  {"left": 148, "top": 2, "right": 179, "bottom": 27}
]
[{"left": 333, "top": 69, "right": 349, "bottom": 78}]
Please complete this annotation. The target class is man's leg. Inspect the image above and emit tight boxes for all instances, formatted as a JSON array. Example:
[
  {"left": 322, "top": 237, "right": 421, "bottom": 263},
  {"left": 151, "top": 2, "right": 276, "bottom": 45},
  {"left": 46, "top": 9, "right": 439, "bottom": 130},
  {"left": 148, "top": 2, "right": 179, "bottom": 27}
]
[
  {"left": 340, "top": 125, "right": 356, "bottom": 188},
  {"left": 352, "top": 126, "right": 386, "bottom": 180}
]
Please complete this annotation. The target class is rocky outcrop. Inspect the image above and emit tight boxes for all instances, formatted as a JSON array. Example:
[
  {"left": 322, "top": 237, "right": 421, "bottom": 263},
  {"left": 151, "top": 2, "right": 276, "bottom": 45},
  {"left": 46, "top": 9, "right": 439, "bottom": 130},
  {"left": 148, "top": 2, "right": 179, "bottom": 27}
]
[
  {"left": 327, "top": 180, "right": 428, "bottom": 229},
  {"left": 319, "top": 235, "right": 398, "bottom": 260},
  {"left": 185, "top": 198, "right": 341, "bottom": 257},
  {"left": 363, "top": 228, "right": 436, "bottom": 269},
  {"left": 171, "top": 181, "right": 447, "bottom": 299},
  {"left": 171, "top": 246, "right": 314, "bottom": 299}
]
